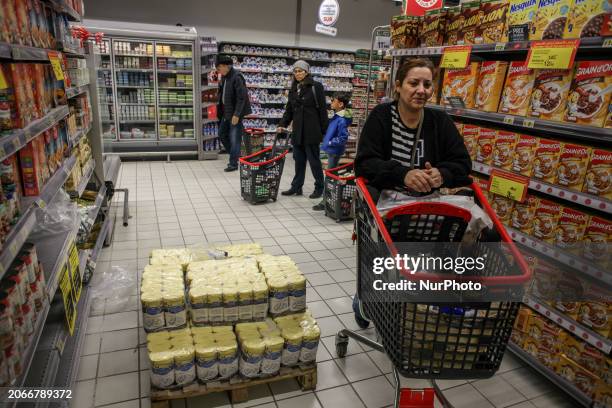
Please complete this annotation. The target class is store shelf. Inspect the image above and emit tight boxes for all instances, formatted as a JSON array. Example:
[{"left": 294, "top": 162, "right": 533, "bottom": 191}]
[
  {"left": 157, "top": 69, "right": 193, "bottom": 74},
  {"left": 37, "top": 221, "right": 79, "bottom": 302},
  {"left": 202, "top": 85, "right": 218, "bottom": 91},
  {"left": 159, "top": 86, "right": 192, "bottom": 90},
  {"left": 87, "top": 184, "right": 107, "bottom": 228},
  {"left": 471, "top": 161, "right": 612, "bottom": 213},
  {"left": 201, "top": 67, "right": 215, "bottom": 74},
  {"left": 66, "top": 84, "right": 90, "bottom": 99},
  {"left": 160, "top": 120, "right": 194, "bottom": 123},
  {"left": 119, "top": 102, "right": 156, "bottom": 106},
  {"left": 507, "top": 342, "right": 591, "bottom": 407},
  {"left": 247, "top": 84, "right": 291, "bottom": 90},
  {"left": 428, "top": 104, "right": 611, "bottom": 145},
  {"left": 202, "top": 118, "right": 219, "bottom": 124},
  {"left": 221, "top": 50, "right": 354, "bottom": 64},
  {"left": 251, "top": 100, "right": 287, "bottom": 105},
  {"left": 115, "top": 68, "right": 153, "bottom": 72},
  {"left": 73, "top": 160, "right": 95, "bottom": 198},
  {"left": 113, "top": 53, "right": 154, "bottom": 57},
  {"left": 524, "top": 297, "right": 612, "bottom": 354},
  {"left": 116, "top": 85, "right": 154, "bottom": 89},
  {"left": 202, "top": 134, "right": 218, "bottom": 141},
  {"left": 118, "top": 119, "right": 156, "bottom": 124},
  {"left": 0, "top": 105, "right": 69, "bottom": 162},
  {"left": 508, "top": 227, "right": 611, "bottom": 287},
  {"left": 48, "top": 0, "right": 82, "bottom": 21},
  {"left": 246, "top": 114, "right": 283, "bottom": 119},
  {"left": 59, "top": 42, "right": 86, "bottom": 56},
  {"left": 160, "top": 103, "right": 192, "bottom": 106}
]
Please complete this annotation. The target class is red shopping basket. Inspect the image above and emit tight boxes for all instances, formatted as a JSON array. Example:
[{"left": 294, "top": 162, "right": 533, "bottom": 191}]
[
  {"left": 239, "top": 142, "right": 289, "bottom": 204},
  {"left": 323, "top": 162, "right": 356, "bottom": 222},
  {"left": 353, "top": 178, "right": 531, "bottom": 379},
  {"left": 241, "top": 128, "right": 265, "bottom": 156}
]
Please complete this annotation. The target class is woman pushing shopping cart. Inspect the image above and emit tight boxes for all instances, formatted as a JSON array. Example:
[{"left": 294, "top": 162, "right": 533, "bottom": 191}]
[{"left": 336, "top": 58, "right": 532, "bottom": 407}]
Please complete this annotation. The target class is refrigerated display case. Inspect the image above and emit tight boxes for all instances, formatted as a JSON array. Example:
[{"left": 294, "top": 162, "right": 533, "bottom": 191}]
[{"left": 84, "top": 20, "right": 201, "bottom": 158}]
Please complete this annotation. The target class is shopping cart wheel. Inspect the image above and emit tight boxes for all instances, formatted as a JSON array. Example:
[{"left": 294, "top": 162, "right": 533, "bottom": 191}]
[
  {"left": 335, "top": 333, "right": 349, "bottom": 358},
  {"left": 352, "top": 295, "right": 370, "bottom": 329}
]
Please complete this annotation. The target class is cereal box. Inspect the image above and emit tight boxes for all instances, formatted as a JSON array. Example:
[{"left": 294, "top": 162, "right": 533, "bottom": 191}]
[
  {"left": 561, "top": 334, "right": 606, "bottom": 376},
  {"left": 510, "top": 329, "right": 527, "bottom": 347},
  {"left": 475, "top": 0, "right": 509, "bottom": 43},
  {"left": 578, "top": 301, "right": 612, "bottom": 339},
  {"left": 492, "top": 130, "right": 517, "bottom": 169},
  {"left": 491, "top": 194, "right": 514, "bottom": 225},
  {"left": 533, "top": 138, "right": 562, "bottom": 183},
  {"left": 444, "top": 6, "right": 464, "bottom": 45},
  {"left": 475, "top": 127, "right": 496, "bottom": 164},
  {"left": 529, "top": 315, "right": 564, "bottom": 350},
  {"left": 511, "top": 194, "right": 539, "bottom": 233},
  {"left": 420, "top": 9, "right": 447, "bottom": 47},
  {"left": 391, "top": 15, "right": 410, "bottom": 49},
  {"left": 458, "top": 1, "right": 482, "bottom": 45},
  {"left": 563, "top": 0, "right": 610, "bottom": 38},
  {"left": 506, "top": 0, "right": 539, "bottom": 41},
  {"left": 512, "top": 134, "right": 539, "bottom": 176},
  {"left": 455, "top": 122, "right": 464, "bottom": 135},
  {"left": 554, "top": 207, "right": 589, "bottom": 250},
  {"left": 532, "top": 258, "right": 559, "bottom": 298},
  {"left": 499, "top": 62, "right": 536, "bottom": 116},
  {"left": 475, "top": 61, "right": 508, "bottom": 112},
  {"left": 441, "top": 62, "right": 480, "bottom": 108},
  {"left": 514, "top": 307, "right": 533, "bottom": 332},
  {"left": 605, "top": 103, "right": 612, "bottom": 128},
  {"left": 554, "top": 301, "right": 580, "bottom": 319},
  {"left": 462, "top": 124, "right": 480, "bottom": 159},
  {"left": 556, "top": 355, "right": 599, "bottom": 398},
  {"left": 582, "top": 216, "right": 612, "bottom": 266},
  {"left": 583, "top": 149, "right": 611, "bottom": 199},
  {"left": 529, "top": 68, "right": 573, "bottom": 121},
  {"left": 556, "top": 143, "right": 591, "bottom": 191},
  {"left": 19, "top": 137, "right": 45, "bottom": 196},
  {"left": 429, "top": 67, "right": 443, "bottom": 104},
  {"left": 533, "top": 199, "right": 563, "bottom": 242},
  {"left": 565, "top": 61, "right": 612, "bottom": 127},
  {"left": 533, "top": 0, "right": 571, "bottom": 40},
  {"left": 594, "top": 383, "right": 612, "bottom": 408},
  {"left": 14, "top": 0, "right": 32, "bottom": 46}
]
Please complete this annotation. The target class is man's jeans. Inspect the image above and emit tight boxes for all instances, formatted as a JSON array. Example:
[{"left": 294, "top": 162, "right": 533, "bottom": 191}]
[{"left": 218, "top": 118, "right": 243, "bottom": 168}]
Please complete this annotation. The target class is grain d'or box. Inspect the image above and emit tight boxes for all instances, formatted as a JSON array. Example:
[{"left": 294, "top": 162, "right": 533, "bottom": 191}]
[{"left": 565, "top": 61, "right": 612, "bottom": 128}]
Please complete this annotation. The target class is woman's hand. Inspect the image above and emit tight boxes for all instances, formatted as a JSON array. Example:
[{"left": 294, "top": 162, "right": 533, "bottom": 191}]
[
  {"left": 404, "top": 169, "right": 435, "bottom": 193},
  {"left": 424, "top": 162, "right": 443, "bottom": 188}
]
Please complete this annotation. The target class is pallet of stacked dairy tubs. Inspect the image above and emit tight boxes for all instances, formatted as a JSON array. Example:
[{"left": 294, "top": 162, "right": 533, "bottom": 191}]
[
  {"left": 200, "top": 36, "right": 220, "bottom": 160},
  {"left": 84, "top": 21, "right": 202, "bottom": 159},
  {"left": 387, "top": 3, "right": 611, "bottom": 405},
  {"left": 219, "top": 42, "right": 355, "bottom": 148}
]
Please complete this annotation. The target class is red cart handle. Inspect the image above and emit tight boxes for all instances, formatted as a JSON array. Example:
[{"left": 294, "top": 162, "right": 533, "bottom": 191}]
[
  {"left": 325, "top": 161, "right": 356, "bottom": 181},
  {"left": 239, "top": 147, "right": 289, "bottom": 167},
  {"left": 245, "top": 128, "right": 265, "bottom": 136}
]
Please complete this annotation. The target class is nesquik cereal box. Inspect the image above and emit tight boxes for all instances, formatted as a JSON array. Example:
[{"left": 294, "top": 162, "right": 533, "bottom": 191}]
[{"left": 533, "top": 0, "right": 571, "bottom": 40}]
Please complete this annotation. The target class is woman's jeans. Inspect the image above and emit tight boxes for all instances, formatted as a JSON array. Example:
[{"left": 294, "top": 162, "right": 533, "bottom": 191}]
[{"left": 291, "top": 144, "right": 324, "bottom": 192}]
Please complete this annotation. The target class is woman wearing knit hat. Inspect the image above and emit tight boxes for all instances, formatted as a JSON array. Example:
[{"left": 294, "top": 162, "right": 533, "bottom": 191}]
[{"left": 277, "top": 60, "right": 329, "bottom": 198}]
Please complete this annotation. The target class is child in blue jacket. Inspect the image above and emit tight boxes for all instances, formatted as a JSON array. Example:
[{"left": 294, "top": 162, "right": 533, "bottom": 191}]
[{"left": 313, "top": 92, "right": 352, "bottom": 211}]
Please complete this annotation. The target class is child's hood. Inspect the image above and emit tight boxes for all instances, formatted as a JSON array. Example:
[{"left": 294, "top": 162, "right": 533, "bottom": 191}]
[{"left": 335, "top": 109, "right": 353, "bottom": 124}]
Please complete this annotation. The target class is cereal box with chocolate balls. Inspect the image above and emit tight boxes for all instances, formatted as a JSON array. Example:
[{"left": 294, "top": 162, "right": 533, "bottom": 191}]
[
  {"left": 594, "top": 383, "right": 612, "bottom": 408},
  {"left": 578, "top": 301, "right": 612, "bottom": 338},
  {"left": 512, "top": 134, "right": 539, "bottom": 176},
  {"left": 529, "top": 68, "right": 573, "bottom": 121},
  {"left": 583, "top": 149, "right": 611, "bottom": 200},
  {"left": 556, "top": 355, "right": 599, "bottom": 398},
  {"left": 492, "top": 130, "right": 518, "bottom": 169},
  {"left": 476, "top": 127, "right": 497, "bottom": 164},
  {"left": 499, "top": 62, "right": 536, "bottom": 116},
  {"left": 533, "top": 199, "right": 563, "bottom": 243},
  {"left": 554, "top": 207, "right": 589, "bottom": 251},
  {"left": 475, "top": 61, "right": 508, "bottom": 112},
  {"left": 561, "top": 334, "right": 606, "bottom": 377},
  {"left": 556, "top": 143, "right": 591, "bottom": 191},
  {"left": 420, "top": 9, "right": 447, "bottom": 47},
  {"left": 491, "top": 194, "right": 515, "bottom": 225},
  {"left": 457, "top": 1, "right": 483, "bottom": 45},
  {"left": 511, "top": 194, "right": 540, "bottom": 234},
  {"left": 444, "top": 6, "right": 464, "bottom": 45},
  {"left": 582, "top": 216, "right": 612, "bottom": 266},
  {"left": 565, "top": 61, "right": 612, "bottom": 128},
  {"left": 563, "top": 0, "right": 610, "bottom": 38},
  {"left": 533, "top": 138, "right": 562, "bottom": 183},
  {"left": 441, "top": 62, "right": 481, "bottom": 108},
  {"left": 554, "top": 301, "right": 581, "bottom": 319},
  {"left": 506, "top": 0, "right": 539, "bottom": 41},
  {"left": 475, "top": 0, "right": 510, "bottom": 43},
  {"left": 462, "top": 124, "right": 480, "bottom": 159},
  {"left": 533, "top": 0, "right": 571, "bottom": 40},
  {"left": 391, "top": 15, "right": 410, "bottom": 49}
]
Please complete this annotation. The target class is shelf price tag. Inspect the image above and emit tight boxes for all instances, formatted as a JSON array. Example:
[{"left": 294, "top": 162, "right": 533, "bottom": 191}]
[
  {"left": 47, "top": 51, "right": 65, "bottom": 81},
  {"left": 440, "top": 46, "right": 472, "bottom": 69},
  {"left": 0, "top": 68, "right": 7, "bottom": 90},
  {"left": 488, "top": 169, "right": 529, "bottom": 202},
  {"left": 523, "top": 118, "right": 535, "bottom": 128},
  {"left": 503, "top": 115, "right": 515, "bottom": 125},
  {"left": 526, "top": 39, "right": 579, "bottom": 70}
]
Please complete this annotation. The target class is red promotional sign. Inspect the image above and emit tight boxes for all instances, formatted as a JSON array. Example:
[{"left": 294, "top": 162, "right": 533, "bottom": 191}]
[{"left": 404, "top": 0, "right": 442, "bottom": 16}]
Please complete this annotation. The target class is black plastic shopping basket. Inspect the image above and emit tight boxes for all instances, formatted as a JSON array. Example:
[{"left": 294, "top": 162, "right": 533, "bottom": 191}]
[
  {"left": 241, "top": 128, "right": 265, "bottom": 156},
  {"left": 323, "top": 162, "right": 356, "bottom": 222},
  {"left": 238, "top": 135, "right": 289, "bottom": 204},
  {"left": 335, "top": 178, "right": 531, "bottom": 407}
]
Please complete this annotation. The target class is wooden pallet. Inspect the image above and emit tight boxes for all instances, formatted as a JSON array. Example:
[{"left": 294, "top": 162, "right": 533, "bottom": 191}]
[{"left": 150, "top": 364, "right": 317, "bottom": 407}]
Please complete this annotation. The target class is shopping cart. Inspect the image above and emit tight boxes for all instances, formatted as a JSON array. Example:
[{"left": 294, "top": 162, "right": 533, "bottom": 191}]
[
  {"left": 323, "top": 162, "right": 356, "bottom": 222},
  {"left": 335, "top": 178, "right": 531, "bottom": 408},
  {"left": 238, "top": 132, "right": 289, "bottom": 204},
  {"left": 241, "top": 128, "right": 265, "bottom": 156}
]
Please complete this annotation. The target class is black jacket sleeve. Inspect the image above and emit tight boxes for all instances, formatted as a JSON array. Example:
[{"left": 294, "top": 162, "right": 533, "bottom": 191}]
[
  {"left": 233, "top": 74, "right": 248, "bottom": 118},
  {"left": 278, "top": 98, "right": 293, "bottom": 129},
  {"left": 315, "top": 82, "right": 328, "bottom": 134},
  {"left": 216, "top": 80, "right": 224, "bottom": 120},
  {"left": 355, "top": 105, "right": 410, "bottom": 190},
  {"left": 436, "top": 113, "right": 472, "bottom": 188}
]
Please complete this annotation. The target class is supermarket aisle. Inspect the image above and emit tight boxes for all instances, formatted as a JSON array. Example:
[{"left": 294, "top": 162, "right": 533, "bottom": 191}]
[{"left": 72, "top": 158, "right": 576, "bottom": 408}]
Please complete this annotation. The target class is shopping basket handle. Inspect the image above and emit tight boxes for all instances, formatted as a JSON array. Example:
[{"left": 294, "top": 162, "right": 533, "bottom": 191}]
[{"left": 271, "top": 129, "right": 290, "bottom": 157}]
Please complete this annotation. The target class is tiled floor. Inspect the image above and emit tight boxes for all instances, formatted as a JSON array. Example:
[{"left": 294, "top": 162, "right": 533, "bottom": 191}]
[{"left": 71, "top": 157, "right": 577, "bottom": 408}]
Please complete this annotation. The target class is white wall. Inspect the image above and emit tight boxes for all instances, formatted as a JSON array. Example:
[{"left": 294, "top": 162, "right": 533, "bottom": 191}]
[{"left": 83, "top": 0, "right": 402, "bottom": 51}]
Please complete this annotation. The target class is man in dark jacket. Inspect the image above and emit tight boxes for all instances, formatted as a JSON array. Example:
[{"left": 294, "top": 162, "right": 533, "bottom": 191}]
[
  {"left": 216, "top": 55, "right": 252, "bottom": 172},
  {"left": 278, "top": 60, "right": 329, "bottom": 198}
]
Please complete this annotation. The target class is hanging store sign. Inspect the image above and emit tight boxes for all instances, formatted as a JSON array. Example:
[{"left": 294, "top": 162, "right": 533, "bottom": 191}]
[
  {"left": 316, "top": 0, "right": 339, "bottom": 37},
  {"left": 404, "top": 0, "right": 442, "bottom": 16}
]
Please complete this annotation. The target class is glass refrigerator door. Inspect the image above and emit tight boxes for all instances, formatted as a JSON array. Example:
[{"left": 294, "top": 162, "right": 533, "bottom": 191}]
[
  {"left": 155, "top": 41, "right": 195, "bottom": 140},
  {"left": 94, "top": 38, "right": 117, "bottom": 141},
  {"left": 113, "top": 39, "right": 157, "bottom": 141}
]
